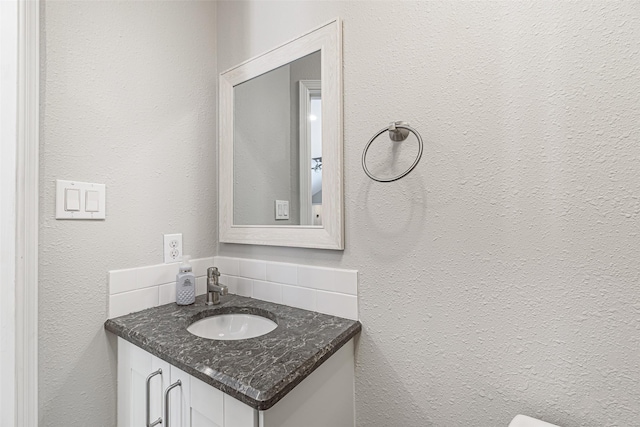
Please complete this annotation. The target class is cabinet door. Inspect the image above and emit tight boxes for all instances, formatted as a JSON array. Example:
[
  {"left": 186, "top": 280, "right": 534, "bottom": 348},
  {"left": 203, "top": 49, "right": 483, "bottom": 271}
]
[
  {"left": 117, "top": 338, "right": 258, "bottom": 427},
  {"left": 117, "top": 338, "right": 152, "bottom": 427},
  {"left": 167, "top": 365, "right": 191, "bottom": 427},
  {"left": 149, "top": 356, "right": 171, "bottom": 427}
]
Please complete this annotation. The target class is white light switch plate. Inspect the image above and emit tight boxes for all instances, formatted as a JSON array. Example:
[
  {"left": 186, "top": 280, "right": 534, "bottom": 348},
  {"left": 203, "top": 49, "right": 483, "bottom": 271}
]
[
  {"left": 55, "top": 180, "right": 106, "bottom": 220},
  {"left": 275, "top": 200, "right": 289, "bottom": 220}
]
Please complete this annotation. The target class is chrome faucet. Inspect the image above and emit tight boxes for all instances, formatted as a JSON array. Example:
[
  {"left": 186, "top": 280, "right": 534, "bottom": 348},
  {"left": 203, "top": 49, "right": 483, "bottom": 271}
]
[{"left": 206, "top": 267, "right": 228, "bottom": 305}]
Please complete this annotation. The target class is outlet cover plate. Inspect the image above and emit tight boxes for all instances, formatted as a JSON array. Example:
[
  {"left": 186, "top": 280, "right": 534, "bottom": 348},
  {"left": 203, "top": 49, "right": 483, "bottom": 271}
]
[{"left": 163, "top": 233, "right": 183, "bottom": 263}]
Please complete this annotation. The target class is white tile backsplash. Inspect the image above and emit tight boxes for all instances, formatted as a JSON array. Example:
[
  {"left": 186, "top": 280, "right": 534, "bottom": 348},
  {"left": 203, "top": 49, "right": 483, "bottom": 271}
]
[
  {"left": 331, "top": 269, "right": 358, "bottom": 296},
  {"left": 108, "top": 267, "right": 140, "bottom": 295},
  {"left": 253, "top": 280, "right": 283, "bottom": 304},
  {"left": 214, "top": 256, "right": 358, "bottom": 320},
  {"left": 238, "top": 259, "right": 266, "bottom": 280},
  {"left": 108, "top": 256, "right": 358, "bottom": 320},
  {"left": 108, "top": 257, "right": 213, "bottom": 319},
  {"left": 191, "top": 258, "right": 217, "bottom": 277},
  {"left": 158, "top": 282, "right": 176, "bottom": 305},
  {"left": 316, "top": 291, "right": 358, "bottom": 320},
  {"left": 266, "top": 262, "right": 298, "bottom": 286},
  {"left": 109, "top": 286, "right": 159, "bottom": 318},
  {"left": 220, "top": 274, "right": 238, "bottom": 295},
  {"left": 235, "top": 277, "right": 253, "bottom": 297},
  {"left": 282, "top": 284, "right": 316, "bottom": 311},
  {"left": 136, "top": 263, "right": 178, "bottom": 290},
  {"left": 215, "top": 257, "right": 240, "bottom": 276},
  {"left": 196, "top": 276, "right": 207, "bottom": 298},
  {"left": 297, "top": 265, "right": 358, "bottom": 295}
]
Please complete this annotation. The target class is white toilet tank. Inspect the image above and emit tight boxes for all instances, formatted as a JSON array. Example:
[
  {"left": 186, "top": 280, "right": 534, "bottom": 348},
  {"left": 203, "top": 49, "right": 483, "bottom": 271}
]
[{"left": 509, "top": 414, "right": 561, "bottom": 427}]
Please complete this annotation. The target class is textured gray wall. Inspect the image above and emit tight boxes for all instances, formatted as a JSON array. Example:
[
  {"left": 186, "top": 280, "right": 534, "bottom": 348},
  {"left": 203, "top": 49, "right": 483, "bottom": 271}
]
[
  {"left": 39, "top": 2, "right": 217, "bottom": 425},
  {"left": 217, "top": 2, "right": 640, "bottom": 426}
]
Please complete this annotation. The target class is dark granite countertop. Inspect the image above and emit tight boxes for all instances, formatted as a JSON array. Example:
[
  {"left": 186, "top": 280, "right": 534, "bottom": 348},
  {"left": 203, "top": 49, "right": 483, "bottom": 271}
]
[{"left": 104, "top": 294, "right": 361, "bottom": 410}]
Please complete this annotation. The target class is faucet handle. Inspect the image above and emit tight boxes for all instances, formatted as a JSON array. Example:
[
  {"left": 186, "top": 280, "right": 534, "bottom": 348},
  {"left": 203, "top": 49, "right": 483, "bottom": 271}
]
[{"left": 207, "top": 267, "right": 220, "bottom": 278}]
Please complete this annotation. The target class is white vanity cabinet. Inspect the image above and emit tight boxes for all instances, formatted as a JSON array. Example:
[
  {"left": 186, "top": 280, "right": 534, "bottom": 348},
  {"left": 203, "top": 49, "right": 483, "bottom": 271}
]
[
  {"left": 118, "top": 338, "right": 250, "bottom": 427},
  {"left": 117, "top": 339, "right": 192, "bottom": 427},
  {"left": 117, "top": 337, "right": 355, "bottom": 427},
  {"left": 117, "top": 337, "right": 167, "bottom": 427}
]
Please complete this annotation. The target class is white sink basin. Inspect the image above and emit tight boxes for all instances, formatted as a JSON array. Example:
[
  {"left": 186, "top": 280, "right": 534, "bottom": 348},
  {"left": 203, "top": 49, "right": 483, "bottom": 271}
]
[{"left": 187, "top": 314, "right": 277, "bottom": 340}]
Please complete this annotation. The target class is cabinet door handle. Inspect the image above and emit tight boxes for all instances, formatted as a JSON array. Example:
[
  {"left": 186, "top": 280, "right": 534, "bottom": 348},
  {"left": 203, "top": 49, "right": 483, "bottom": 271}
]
[
  {"left": 164, "top": 380, "right": 182, "bottom": 427},
  {"left": 145, "top": 368, "right": 163, "bottom": 427}
]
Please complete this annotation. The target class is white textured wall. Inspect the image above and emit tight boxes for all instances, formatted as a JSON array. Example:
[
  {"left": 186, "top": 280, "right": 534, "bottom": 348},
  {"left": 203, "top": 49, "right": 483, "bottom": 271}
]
[
  {"left": 217, "top": 2, "right": 640, "bottom": 426},
  {"left": 40, "top": 1, "right": 217, "bottom": 425}
]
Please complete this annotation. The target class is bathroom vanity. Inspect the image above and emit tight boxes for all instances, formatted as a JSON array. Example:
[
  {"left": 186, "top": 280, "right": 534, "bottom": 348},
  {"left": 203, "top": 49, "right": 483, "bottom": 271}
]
[
  {"left": 105, "top": 294, "right": 361, "bottom": 427},
  {"left": 104, "top": 18, "right": 354, "bottom": 427}
]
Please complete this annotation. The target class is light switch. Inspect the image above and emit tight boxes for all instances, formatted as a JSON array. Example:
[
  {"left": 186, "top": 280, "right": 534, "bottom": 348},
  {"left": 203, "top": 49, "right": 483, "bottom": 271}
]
[
  {"left": 65, "top": 189, "right": 81, "bottom": 211},
  {"left": 56, "top": 180, "right": 106, "bottom": 220},
  {"left": 85, "top": 190, "right": 99, "bottom": 212},
  {"left": 275, "top": 200, "right": 289, "bottom": 220}
]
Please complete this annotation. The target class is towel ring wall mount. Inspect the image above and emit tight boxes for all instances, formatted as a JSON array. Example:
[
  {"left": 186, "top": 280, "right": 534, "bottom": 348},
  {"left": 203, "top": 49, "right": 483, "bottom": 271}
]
[{"left": 362, "top": 121, "right": 424, "bottom": 183}]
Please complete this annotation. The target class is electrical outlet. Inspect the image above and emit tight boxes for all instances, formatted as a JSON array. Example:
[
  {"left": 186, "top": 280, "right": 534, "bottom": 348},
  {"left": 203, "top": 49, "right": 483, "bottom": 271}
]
[{"left": 163, "top": 233, "right": 183, "bottom": 263}]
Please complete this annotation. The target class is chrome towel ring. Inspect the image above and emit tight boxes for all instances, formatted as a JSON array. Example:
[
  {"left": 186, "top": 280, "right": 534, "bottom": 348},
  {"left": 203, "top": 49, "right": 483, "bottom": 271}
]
[{"left": 362, "top": 121, "right": 424, "bottom": 183}]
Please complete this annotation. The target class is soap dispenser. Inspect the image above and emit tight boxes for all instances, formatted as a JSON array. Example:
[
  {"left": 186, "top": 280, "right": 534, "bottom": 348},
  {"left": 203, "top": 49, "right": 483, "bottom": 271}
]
[{"left": 176, "top": 255, "right": 196, "bottom": 305}]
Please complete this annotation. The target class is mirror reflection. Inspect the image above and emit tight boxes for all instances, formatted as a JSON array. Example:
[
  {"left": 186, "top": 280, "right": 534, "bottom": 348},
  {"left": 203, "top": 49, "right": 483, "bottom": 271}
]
[{"left": 233, "top": 50, "right": 321, "bottom": 226}]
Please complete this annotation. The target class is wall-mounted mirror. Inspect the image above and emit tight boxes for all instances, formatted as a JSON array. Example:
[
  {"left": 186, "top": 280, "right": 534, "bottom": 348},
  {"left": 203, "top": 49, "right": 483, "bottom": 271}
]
[{"left": 219, "top": 19, "right": 343, "bottom": 249}]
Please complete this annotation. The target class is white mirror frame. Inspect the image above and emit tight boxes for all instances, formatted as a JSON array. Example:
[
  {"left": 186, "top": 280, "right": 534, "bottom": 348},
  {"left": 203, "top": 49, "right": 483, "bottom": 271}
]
[{"left": 219, "top": 18, "right": 343, "bottom": 250}]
